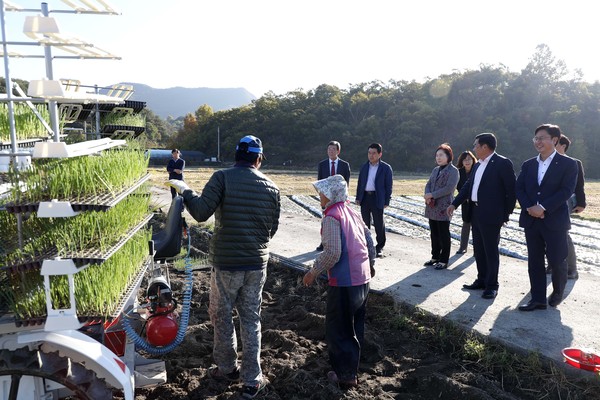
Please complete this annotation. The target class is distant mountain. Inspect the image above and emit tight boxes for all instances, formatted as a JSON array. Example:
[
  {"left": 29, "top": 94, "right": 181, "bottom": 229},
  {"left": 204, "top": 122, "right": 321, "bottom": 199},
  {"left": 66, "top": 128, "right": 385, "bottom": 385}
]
[{"left": 121, "top": 83, "right": 256, "bottom": 119}]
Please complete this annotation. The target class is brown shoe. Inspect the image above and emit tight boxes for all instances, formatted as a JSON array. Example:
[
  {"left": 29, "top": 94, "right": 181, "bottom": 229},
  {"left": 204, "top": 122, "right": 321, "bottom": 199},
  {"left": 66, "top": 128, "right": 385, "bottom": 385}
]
[{"left": 327, "top": 371, "right": 357, "bottom": 389}]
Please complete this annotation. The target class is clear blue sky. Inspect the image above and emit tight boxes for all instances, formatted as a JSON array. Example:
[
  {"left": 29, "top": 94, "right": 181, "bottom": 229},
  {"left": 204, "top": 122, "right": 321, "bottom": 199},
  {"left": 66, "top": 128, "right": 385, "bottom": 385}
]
[{"left": 3, "top": 0, "right": 599, "bottom": 98}]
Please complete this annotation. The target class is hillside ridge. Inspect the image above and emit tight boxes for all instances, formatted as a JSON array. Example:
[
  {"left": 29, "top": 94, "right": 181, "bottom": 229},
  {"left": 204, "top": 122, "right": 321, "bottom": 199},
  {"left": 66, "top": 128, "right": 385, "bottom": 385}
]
[{"left": 122, "top": 82, "right": 256, "bottom": 119}]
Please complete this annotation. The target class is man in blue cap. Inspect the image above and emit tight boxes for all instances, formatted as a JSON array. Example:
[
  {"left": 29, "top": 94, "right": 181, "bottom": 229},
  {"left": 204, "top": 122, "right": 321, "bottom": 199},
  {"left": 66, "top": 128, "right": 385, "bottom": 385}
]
[{"left": 167, "top": 135, "right": 280, "bottom": 398}]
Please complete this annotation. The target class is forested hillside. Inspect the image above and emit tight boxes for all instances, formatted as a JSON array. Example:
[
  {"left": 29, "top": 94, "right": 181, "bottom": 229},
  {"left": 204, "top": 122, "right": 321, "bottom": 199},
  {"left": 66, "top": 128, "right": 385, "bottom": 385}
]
[{"left": 168, "top": 45, "right": 600, "bottom": 178}]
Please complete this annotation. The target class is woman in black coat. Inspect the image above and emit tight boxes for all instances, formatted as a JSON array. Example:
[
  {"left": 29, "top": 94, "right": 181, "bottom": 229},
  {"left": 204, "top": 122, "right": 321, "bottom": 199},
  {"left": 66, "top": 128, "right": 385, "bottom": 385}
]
[{"left": 455, "top": 150, "right": 477, "bottom": 254}]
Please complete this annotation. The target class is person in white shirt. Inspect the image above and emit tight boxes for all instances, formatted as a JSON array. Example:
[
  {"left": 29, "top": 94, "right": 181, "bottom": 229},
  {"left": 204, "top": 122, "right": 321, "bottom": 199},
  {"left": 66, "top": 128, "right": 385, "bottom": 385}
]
[
  {"left": 355, "top": 143, "right": 393, "bottom": 258},
  {"left": 447, "top": 133, "right": 516, "bottom": 300}
]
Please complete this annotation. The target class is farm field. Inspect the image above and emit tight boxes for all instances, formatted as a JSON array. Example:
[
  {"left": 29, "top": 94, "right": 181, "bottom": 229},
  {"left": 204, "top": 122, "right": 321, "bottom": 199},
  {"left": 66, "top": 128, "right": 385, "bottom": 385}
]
[
  {"left": 137, "top": 166, "right": 600, "bottom": 400},
  {"left": 149, "top": 167, "right": 600, "bottom": 221}
]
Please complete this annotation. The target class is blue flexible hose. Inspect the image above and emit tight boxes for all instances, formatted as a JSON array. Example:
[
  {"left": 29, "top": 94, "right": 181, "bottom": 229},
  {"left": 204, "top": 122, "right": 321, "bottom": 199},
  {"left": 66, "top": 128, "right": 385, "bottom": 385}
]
[{"left": 122, "top": 233, "right": 193, "bottom": 355}]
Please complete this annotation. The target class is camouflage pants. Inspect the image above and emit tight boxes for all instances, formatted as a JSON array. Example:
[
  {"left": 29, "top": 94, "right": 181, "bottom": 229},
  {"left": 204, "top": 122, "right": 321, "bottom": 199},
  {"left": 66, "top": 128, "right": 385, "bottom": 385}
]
[{"left": 209, "top": 268, "right": 267, "bottom": 386}]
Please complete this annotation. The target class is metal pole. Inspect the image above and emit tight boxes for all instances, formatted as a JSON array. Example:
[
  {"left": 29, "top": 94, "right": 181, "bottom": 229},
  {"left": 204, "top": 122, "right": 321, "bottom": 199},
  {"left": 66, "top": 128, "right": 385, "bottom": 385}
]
[
  {"left": 41, "top": 2, "right": 60, "bottom": 142},
  {"left": 0, "top": 0, "right": 19, "bottom": 155},
  {"left": 94, "top": 84, "right": 100, "bottom": 139},
  {"left": 217, "top": 125, "right": 220, "bottom": 161}
]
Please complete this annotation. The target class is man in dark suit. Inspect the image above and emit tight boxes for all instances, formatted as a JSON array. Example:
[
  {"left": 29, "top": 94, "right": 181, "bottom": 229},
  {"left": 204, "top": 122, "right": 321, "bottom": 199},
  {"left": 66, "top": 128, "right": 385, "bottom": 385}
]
[
  {"left": 545, "top": 134, "right": 585, "bottom": 279},
  {"left": 317, "top": 141, "right": 351, "bottom": 184},
  {"left": 516, "top": 124, "right": 578, "bottom": 311},
  {"left": 316, "top": 141, "right": 351, "bottom": 251},
  {"left": 447, "top": 133, "right": 516, "bottom": 300},
  {"left": 356, "top": 143, "right": 393, "bottom": 258}
]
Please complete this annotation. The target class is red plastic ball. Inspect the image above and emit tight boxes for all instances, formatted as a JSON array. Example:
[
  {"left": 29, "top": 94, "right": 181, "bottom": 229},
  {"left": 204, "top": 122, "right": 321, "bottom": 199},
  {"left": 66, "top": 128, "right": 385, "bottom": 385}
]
[{"left": 146, "top": 315, "right": 178, "bottom": 346}]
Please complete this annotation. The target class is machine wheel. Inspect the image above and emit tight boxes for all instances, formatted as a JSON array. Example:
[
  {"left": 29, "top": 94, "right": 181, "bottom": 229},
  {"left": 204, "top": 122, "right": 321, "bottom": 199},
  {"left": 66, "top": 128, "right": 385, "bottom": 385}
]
[{"left": 0, "top": 346, "right": 113, "bottom": 400}]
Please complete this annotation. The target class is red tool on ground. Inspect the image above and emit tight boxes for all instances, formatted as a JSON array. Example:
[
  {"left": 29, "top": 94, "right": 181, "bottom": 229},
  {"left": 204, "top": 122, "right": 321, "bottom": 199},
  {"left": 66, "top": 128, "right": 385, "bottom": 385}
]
[{"left": 562, "top": 348, "right": 600, "bottom": 374}]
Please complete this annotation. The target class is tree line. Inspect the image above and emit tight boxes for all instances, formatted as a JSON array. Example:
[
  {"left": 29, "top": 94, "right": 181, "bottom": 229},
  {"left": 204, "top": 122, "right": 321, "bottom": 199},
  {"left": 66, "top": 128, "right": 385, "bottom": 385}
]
[
  {"left": 2, "top": 44, "right": 598, "bottom": 178},
  {"left": 166, "top": 45, "right": 600, "bottom": 178}
]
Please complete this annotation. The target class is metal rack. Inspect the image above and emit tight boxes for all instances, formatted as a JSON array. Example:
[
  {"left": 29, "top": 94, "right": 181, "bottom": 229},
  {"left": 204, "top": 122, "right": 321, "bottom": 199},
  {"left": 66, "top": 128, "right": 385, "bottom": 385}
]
[{"left": 0, "top": 3, "right": 160, "bottom": 399}]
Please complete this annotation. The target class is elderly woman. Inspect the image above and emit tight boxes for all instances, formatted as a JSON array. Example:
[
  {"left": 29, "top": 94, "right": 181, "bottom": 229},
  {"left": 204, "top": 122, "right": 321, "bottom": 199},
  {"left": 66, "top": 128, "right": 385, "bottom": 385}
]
[
  {"left": 303, "top": 174, "right": 375, "bottom": 389},
  {"left": 423, "top": 143, "right": 459, "bottom": 269}
]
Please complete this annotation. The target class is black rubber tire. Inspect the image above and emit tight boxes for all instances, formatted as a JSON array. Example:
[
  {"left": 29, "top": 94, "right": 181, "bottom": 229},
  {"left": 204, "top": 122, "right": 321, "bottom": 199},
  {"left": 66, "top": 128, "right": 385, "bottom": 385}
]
[{"left": 0, "top": 346, "right": 113, "bottom": 400}]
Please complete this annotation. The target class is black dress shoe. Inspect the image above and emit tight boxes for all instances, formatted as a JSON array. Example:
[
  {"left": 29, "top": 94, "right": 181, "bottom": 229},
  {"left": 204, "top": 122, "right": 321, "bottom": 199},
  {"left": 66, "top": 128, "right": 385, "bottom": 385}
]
[
  {"left": 434, "top": 262, "right": 448, "bottom": 270},
  {"left": 376, "top": 250, "right": 383, "bottom": 258},
  {"left": 567, "top": 271, "right": 579, "bottom": 280},
  {"left": 518, "top": 301, "right": 547, "bottom": 311},
  {"left": 455, "top": 249, "right": 467, "bottom": 255},
  {"left": 482, "top": 289, "right": 497, "bottom": 299},
  {"left": 463, "top": 281, "right": 485, "bottom": 290},
  {"left": 548, "top": 292, "right": 563, "bottom": 307},
  {"left": 316, "top": 244, "right": 324, "bottom": 251},
  {"left": 423, "top": 259, "right": 439, "bottom": 266}
]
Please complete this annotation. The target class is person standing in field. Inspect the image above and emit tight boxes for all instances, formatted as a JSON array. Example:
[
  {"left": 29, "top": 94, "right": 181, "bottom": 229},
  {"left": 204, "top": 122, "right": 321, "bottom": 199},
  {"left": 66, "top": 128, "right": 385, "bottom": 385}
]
[
  {"left": 455, "top": 150, "right": 478, "bottom": 255},
  {"left": 545, "top": 134, "right": 586, "bottom": 280},
  {"left": 303, "top": 174, "right": 375, "bottom": 390},
  {"left": 166, "top": 148, "right": 185, "bottom": 198},
  {"left": 355, "top": 143, "right": 393, "bottom": 258},
  {"left": 516, "top": 124, "right": 577, "bottom": 311},
  {"left": 166, "top": 135, "right": 280, "bottom": 398},
  {"left": 447, "top": 133, "right": 516, "bottom": 300},
  {"left": 316, "top": 140, "right": 351, "bottom": 251},
  {"left": 423, "top": 143, "right": 459, "bottom": 270}
]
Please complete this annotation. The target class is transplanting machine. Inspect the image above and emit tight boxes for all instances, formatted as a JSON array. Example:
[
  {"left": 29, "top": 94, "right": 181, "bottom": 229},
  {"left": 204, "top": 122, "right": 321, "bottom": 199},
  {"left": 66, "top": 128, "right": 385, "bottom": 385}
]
[{"left": 0, "top": 1, "right": 191, "bottom": 398}]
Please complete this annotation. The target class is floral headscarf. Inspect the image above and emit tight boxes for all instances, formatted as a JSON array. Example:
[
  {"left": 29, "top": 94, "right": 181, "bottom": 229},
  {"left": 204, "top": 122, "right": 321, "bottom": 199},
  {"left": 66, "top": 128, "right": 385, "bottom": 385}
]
[{"left": 312, "top": 174, "right": 348, "bottom": 208}]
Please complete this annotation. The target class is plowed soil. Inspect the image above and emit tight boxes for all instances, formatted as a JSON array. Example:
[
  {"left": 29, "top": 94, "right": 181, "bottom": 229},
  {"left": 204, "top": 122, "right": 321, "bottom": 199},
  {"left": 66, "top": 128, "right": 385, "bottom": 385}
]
[{"left": 128, "top": 225, "right": 600, "bottom": 400}]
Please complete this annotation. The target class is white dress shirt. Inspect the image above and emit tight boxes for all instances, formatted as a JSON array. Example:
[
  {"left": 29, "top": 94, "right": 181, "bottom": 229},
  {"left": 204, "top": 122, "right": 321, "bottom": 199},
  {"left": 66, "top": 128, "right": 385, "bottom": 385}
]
[
  {"left": 365, "top": 162, "right": 379, "bottom": 191},
  {"left": 471, "top": 152, "right": 494, "bottom": 202},
  {"left": 536, "top": 150, "right": 556, "bottom": 185}
]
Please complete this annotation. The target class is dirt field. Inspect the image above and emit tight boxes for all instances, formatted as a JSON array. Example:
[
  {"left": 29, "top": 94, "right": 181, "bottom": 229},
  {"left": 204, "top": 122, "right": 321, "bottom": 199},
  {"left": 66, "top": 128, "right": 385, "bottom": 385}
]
[{"left": 126, "top": 222, "right": 600, "bottom": 400}]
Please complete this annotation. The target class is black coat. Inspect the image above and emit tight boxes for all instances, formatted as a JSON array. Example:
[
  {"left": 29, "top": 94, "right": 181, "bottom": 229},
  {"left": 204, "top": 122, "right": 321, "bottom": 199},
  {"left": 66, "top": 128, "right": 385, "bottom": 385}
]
[
  {"left": 457, "top": 167, "right": 473, "bottom": 222},
  {"left": 317, "top": 158, "right": 351, "bottom": 184},
  {"left": 453, "top": 153, "right": 516, "bottom": 226},
  {"left": 183, "top": 164, "right": 280, "bottom": 270}
]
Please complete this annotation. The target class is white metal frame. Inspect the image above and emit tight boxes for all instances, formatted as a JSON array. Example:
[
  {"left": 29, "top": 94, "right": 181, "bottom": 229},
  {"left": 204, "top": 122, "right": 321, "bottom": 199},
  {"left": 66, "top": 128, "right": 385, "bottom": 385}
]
[{"left": 0, "top": 3, "right": 147, "bottom": 399}]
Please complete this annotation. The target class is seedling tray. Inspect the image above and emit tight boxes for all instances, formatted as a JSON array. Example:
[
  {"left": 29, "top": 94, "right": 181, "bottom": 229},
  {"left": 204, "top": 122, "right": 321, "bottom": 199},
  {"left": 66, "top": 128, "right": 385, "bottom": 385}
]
[
  {"left": 4, "top": 173, "right": 150, "bottom": 213},
  {"left": 2, "top": 213, "right": 152, "bottom": 273},
  {"left": 11, "top": 257, "right": 150, "bottom": 329}
]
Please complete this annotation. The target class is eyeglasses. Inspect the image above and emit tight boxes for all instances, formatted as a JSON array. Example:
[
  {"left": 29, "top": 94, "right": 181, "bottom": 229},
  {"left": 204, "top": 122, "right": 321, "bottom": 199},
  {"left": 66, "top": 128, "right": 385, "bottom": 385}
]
[{"left": 532, "top": 136, "right": 551, "bottom": 143}]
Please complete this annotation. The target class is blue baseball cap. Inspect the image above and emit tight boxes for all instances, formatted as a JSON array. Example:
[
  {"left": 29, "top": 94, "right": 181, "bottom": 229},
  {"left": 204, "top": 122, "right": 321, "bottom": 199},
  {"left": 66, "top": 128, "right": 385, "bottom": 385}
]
[{"left": 236, "top": 135, "right": 263, "bottom": 155}]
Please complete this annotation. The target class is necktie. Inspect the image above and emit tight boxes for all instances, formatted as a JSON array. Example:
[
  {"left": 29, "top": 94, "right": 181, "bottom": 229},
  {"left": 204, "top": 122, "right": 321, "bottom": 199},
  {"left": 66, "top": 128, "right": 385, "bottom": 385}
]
[{"left": 331, "top": 161, "right": 335, "bottom": 176}]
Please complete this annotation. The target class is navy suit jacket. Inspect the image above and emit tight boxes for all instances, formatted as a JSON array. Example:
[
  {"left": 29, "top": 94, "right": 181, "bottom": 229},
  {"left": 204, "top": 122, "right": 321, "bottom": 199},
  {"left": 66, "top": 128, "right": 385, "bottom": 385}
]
[
  {"left": 452, "top": 153, "right": 516, "bottom": 225},
  {"left": 516, "top": 152, "right": 578, "bottom": 231},
  {"left": 355, "top": 160, "right": 393, "bottom": 209},
  {"left": 318, "top": 158, "right": 351, "bottom": 184}
]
